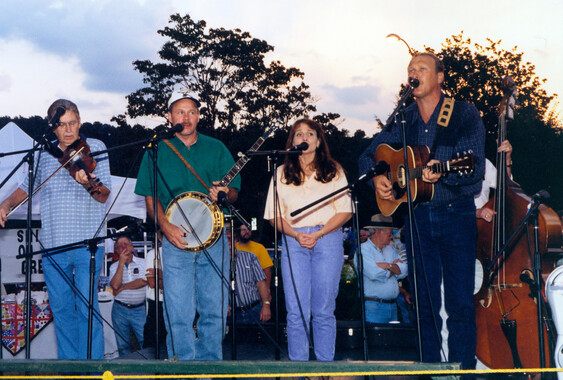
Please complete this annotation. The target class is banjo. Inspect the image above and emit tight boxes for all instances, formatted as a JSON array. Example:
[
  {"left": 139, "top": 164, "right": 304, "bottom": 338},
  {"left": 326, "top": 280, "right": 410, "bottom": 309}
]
[{"left": 165, "top": 122, "right": 279, "bottom": 252}]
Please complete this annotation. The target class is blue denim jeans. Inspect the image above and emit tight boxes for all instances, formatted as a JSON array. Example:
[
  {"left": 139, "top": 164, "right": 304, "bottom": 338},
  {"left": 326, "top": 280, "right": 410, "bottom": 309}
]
[
  {"left": 406, "top": 197, "right": 477, "bottom": 370},
  {"left": 161, "top": 234, "right": 229, "bottom": 360},
  {"left": 234, "top": 302, "right": 262, "bottom": 324},
  {"left": 281, "top": 226, "right": 343, "bottom": 361},
  {"left": 397, "top": 293, "right": 413, "bottom": 324},
  {"left": 365, "top": 300, "right": 397, "bottom": 324},
  {"left": 111, "top": 301, "right": 146, "bottom": 356},
  {"left": 42, "top": 246, "right": 104, "bottom": 359}
]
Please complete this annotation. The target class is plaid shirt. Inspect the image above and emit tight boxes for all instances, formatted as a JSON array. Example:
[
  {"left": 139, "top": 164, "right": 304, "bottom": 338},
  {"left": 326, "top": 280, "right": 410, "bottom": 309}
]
[
  {"left": 359, "top": 94, "right": 485, "bottom": 206},
  {"left": 21, "top": 138, "right": 111, "bottom": 249}
]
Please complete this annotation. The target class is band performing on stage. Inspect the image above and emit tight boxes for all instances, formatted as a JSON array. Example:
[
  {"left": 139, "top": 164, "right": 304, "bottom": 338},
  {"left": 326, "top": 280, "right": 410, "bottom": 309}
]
[{"left": 1, "top": 51, "right": 562, "bottom": 380}]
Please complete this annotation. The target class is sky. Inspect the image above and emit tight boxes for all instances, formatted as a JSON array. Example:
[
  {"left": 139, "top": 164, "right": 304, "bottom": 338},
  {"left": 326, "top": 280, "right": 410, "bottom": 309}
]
[{"left": 0, "top": 0, "right": 561, "bottom": 135}]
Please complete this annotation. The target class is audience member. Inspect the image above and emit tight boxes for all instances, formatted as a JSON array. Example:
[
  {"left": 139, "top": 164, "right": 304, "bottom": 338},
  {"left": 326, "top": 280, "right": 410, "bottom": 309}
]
[
  {"left": 235, "top": 223, "right": 273, "bottom": 287},
  {"left": 227, "top": 229, "right": 271, "bottom": 323},
  {"left": 354, "top": 214, "right": 407, "bottom": 323},
  {"left": 109, "top": 236, "right": 147, "bottom": 356}
]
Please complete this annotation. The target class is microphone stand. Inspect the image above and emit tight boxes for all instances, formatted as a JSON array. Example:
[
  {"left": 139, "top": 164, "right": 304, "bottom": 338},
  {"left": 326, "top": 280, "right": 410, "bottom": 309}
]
[
  {"left": 483, "top": 196, "right": 548, "bottom": 368},
  {"left": 0, "top": 133, "right": 58, "bottom": 359},
  {"left": 245, "top": 149, "right": 302, "bottom": 360},
  {"left": 289, "top": 165, "right": 388, "bottom": 361},
  {"left": 92, "top": 129, "right": 180, "bottom": 359},
  {"left": 381, "top": 83, "right": 424, "bottom": 361},
  {"left": 216, "top": 193, "right": 251, "bottom": 361}
]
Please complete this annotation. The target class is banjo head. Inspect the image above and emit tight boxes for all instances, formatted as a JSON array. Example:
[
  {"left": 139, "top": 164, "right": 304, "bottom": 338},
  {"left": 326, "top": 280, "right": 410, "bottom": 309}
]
[{"left": 165, "top": 191, "right": 224, "bottom": 252}]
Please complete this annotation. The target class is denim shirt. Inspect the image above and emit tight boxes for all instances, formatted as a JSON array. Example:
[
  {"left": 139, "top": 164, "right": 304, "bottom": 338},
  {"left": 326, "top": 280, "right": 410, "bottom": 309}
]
[{"left": 358, "top": 94, "right": 485, "bottom": 206}]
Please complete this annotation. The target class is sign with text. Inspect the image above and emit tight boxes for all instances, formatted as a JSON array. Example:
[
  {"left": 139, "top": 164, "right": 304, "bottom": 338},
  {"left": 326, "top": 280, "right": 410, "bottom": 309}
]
[{"left": 0, "top": 228, "right": 45, "bottom": 283}]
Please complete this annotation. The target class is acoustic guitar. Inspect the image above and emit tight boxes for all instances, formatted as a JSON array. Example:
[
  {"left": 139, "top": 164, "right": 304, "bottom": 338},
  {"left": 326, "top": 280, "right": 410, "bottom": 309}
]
[{"left": 374, "top": 144, "right": 475, "bottom": 216}]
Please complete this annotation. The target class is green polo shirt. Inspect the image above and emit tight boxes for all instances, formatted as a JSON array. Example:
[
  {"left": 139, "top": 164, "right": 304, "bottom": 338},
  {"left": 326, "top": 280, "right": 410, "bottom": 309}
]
[{"left": 135, "top": 133, "right": 241, "bottom": 210}]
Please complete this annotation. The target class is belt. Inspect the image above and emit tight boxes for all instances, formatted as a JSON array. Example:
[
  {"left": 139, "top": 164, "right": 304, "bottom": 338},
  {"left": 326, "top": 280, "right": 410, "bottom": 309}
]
[
  {"left": 365, "top": 297, "right": 396, "bottom": 304},
  {"left": 236, "top": 300, "right": 260, "bottom": 312},
  {"left": 115, "top": 299, "right": 145, "bottom": 309}
]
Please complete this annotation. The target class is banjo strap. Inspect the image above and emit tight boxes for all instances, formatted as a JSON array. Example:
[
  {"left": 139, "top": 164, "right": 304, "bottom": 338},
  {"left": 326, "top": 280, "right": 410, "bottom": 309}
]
[{"left": 163, "top": 139, "right": 210, "bottom": 192}]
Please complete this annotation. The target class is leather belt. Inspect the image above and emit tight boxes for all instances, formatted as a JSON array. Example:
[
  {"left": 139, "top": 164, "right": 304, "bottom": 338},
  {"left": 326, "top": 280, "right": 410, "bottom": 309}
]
[
  {"left": 236, "top": 300, "right": 260, "bottom": 312},
  {"left": 115, "top": 299, "right": 145, "bottom": 309},
  {"left": 365, "top": 297, "right": 396, "bottom": 304}
]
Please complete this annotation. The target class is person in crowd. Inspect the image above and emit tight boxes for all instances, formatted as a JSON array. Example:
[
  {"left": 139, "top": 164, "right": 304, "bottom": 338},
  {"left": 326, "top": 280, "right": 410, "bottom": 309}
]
[
  {"left": 358, "top": 52, "right": 485, "bottom": 371},
  {"left": 349, "top": 227, "right": 371, "bottom": 260},
  {"left": 264, "top": 118, "right": 352, "bottom": 361},
  {"left": 354, "top": 214, "right": 407, "bottom": 323},
  {"left": 109, "top": 236, "right": 147, "bottom": 356},
  {"left": 226, "top": 228, "right": 271, "bottom": 324},
  {"left": 143, "top": 242, "right": 166, "bottom": 352},
  {"left": 134, "top": 90, "right": 240, "bottom": 360},
  {"left": 235, "top": 222, "right": 273, "bottom": 287},
  {"left": 0, "top": 99, "right": 111, "bottom": 359}
]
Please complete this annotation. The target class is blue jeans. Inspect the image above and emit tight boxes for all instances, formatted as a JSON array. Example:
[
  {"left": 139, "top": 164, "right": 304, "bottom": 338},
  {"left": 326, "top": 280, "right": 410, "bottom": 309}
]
[
  {"left": 111, "top": 301, "right": 146, "bottom": 356},
  {"left": 42, "top": 246, "right": 104, "bottom": 359},
  {"left": 161, "top": 234, "right": 229, "bottom": 360},
  {"left": 406, "top": 197, "right": 477, "bottom": 370},
  {"left": 234, "top": 302, "right": 262, "bottom": 324},
  {"left": 397, "top": 293, "right": 412, "bottom": 324},
  {"left": 281, "top": 227, "right": 343, "bottom": 361},
  {"left": 365, "top": 300, "right": 397, "bottom": 323}
]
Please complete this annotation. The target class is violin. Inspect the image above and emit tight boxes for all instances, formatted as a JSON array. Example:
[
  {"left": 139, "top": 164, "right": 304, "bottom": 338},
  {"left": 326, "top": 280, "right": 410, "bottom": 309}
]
[{"left": 58, "top": 137, "right": 109, "bottom": 197}]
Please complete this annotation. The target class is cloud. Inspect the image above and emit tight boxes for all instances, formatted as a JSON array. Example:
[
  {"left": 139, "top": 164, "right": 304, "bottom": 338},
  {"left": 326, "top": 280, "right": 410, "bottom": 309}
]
[
  {"left": 0, "top": 0, "right": 169, "bottom": 94},
  {"left": 0, "top": 70, "right": 12, "bottom": 92}
]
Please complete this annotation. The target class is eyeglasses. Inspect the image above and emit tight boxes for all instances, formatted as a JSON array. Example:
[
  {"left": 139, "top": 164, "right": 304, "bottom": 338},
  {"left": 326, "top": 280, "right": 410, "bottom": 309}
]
[{"left": 57, "top": 120, "right": 79, "bottom": 129}]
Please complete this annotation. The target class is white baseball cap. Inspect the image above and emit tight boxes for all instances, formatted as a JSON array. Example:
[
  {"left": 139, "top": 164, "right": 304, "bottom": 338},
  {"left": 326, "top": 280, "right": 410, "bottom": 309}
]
[{"left": 168, "top": 90, "right": 201, "bottom": 109}]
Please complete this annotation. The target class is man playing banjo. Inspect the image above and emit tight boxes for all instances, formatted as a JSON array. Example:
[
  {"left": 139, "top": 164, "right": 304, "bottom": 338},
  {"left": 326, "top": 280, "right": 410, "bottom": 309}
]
[{"left": 134, "top": 90, "right": 240, "bottom": 360}]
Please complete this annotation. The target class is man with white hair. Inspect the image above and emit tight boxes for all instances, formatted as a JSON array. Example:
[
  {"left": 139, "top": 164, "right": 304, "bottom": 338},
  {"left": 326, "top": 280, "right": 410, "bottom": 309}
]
[{"left": 354, "top": 214, "right": 407, "bottom": 323}]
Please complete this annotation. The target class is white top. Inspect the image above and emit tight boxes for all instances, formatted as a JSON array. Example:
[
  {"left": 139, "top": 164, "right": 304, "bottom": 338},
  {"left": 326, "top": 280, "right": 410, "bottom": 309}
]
[
  {"left": 145, "top": 248, "right": 164, "bottom": 302},
  {"left": 109, "top": 255, "right": 146, "bottom": 304},
  {"left": 263, "top": 165, "right": 352, "bottom": 228},
  {"left": 474, "top": 159, "right": 497, "bottom": 209}
]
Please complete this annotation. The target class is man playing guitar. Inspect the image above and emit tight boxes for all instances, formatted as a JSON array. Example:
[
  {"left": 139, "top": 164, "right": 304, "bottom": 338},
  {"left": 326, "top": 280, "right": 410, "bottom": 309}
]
[{"left": 358, "top": 52, "right": 485, "bottom": 372}]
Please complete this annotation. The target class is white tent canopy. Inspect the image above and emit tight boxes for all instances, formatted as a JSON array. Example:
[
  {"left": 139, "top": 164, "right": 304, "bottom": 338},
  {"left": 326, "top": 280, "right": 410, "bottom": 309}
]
[{"left": 0, "top": 122, "right": 145, "bottom": 220}]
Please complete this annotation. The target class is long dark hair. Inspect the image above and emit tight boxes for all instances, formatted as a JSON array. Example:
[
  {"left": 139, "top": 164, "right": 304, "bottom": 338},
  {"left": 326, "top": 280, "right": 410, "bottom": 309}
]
[{"left": 282, "top": 118, "right": 340, "bottom": 186}]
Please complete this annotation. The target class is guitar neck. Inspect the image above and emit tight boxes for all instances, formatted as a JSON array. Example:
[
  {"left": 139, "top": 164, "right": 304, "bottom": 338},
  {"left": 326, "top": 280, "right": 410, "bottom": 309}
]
[
  {"left": 409, "top": 161, "right": 452, "bottom": 178},
  {"left": 218, "top": 134, "right": 269, "bottom": 187}
]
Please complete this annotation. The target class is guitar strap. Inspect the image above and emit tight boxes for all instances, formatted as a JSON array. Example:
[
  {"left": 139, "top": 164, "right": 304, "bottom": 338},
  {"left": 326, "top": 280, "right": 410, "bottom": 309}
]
[
  {"left": 162, "top": 139, "right": 211, "bottom": 192},
  {"left": 429, "top": 97, "right": 455, "bottom": 160}
]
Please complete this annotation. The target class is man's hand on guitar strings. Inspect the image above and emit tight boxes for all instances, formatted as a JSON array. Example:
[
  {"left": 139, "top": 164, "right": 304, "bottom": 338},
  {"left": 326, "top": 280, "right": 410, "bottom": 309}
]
[
  {"left": 374, "top": 175, "right": 394, "bottom": 200},
  {"left": 422, "top": 159, "right": 442, "bottom": 183}
]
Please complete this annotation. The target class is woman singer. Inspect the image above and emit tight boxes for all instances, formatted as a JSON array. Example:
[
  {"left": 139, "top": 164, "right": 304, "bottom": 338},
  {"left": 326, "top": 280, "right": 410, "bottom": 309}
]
[{"left": 264, "top": 118, "right": 352, "bottom": 361}]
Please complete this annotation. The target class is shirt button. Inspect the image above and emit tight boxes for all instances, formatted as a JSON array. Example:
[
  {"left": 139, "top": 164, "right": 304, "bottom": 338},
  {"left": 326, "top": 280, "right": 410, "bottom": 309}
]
[{"left": 425, "top": 129, "right": 428, "bottom": 133}]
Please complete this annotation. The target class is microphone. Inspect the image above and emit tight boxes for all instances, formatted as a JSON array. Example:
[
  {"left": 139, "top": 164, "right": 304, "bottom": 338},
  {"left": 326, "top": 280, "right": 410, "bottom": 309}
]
[
  {"left": 532, "top": 190, "right": 550, "bottom": 203},
  {"left": 408, "top": 77, "right": 420, "bottom": 88},
  {"left": 116, "top": 220, "right": 149, "bottom": 235},
  {"left": 47, "top": 107, "right": 66, "bottom": 131},
  {"left": 160, "top": 124, "right": 184, "bottom": 139},
  {"left": 288, "top": 142, "right": 309, "bottom": 152},
  {"left": 217, "top": 191, "right": 229, "bottom": 208},
  {"left": 42, "top": 138, "right": 64, "bottom": 158},
  {"left": 358, "top": 161, "right": 390, "bottom": 184}
]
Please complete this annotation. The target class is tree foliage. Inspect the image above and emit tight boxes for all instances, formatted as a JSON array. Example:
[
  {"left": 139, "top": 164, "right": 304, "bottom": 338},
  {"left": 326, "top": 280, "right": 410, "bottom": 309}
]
[
  {"left": 420, "top": 32, "right": 563, "bottom": 210},
  {"left": 125, "top": 13, "right": 316, "bottom": 132}
]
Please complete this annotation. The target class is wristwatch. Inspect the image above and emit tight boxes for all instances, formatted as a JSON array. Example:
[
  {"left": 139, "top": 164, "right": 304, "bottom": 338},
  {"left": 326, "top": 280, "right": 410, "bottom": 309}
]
[{"left": 263, "top": 301, "right": 271, "bottom": 305}]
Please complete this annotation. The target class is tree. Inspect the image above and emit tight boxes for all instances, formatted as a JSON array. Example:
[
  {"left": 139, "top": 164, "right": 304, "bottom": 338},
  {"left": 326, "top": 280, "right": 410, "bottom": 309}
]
[
  {"left": 125, "top": 13, "right": 316, "bottom": 133},
  {"left": 423, "top": 32, "right": 563, "bottom": 210}
]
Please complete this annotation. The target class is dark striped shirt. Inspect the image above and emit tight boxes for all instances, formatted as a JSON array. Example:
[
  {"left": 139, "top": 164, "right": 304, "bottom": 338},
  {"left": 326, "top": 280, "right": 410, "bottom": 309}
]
[
  {"left": 234, "top": 249, "right": 266, "bottom": 308},
  {"left": 359, "top": 94, "right": 485, "bottom": 206}
]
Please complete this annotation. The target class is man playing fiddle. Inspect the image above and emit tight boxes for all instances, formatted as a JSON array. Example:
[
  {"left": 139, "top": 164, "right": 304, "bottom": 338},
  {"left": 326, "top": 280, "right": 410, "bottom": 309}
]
[{"left": 0, "top": 99, "right": 111, "bottom": 359}]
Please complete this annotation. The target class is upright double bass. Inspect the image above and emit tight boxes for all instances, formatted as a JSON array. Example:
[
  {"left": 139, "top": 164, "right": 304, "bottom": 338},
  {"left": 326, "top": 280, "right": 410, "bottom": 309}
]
[{"left": 474, "top": 77, "right": 562, "bottom": 369}]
